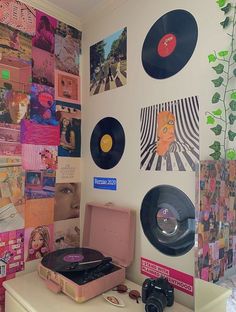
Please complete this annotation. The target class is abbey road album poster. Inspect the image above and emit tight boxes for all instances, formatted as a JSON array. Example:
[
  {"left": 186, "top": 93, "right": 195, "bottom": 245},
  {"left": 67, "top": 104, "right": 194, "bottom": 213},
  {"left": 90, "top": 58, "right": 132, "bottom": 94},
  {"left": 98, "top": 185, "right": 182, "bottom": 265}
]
[
  {"left": 140, "top": 96, "right": 199, "bottom": 171},
  {"left": 90, "top": 27, "right": 127, "bottom": 96}
]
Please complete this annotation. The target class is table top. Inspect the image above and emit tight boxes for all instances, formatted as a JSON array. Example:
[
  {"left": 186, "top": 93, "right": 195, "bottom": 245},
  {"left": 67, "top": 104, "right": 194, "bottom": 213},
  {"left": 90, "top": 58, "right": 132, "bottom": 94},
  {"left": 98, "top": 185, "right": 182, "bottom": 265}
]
[{"left": 3, "top": 271, "right": 193, "bottom": 312}]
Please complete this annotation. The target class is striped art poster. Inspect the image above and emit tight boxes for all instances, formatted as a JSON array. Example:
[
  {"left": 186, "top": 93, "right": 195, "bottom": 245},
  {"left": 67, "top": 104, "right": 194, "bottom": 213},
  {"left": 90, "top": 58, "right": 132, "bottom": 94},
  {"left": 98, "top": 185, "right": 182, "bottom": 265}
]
[{"left": 140, "top": 96, "right": 199, "bottom": 171}]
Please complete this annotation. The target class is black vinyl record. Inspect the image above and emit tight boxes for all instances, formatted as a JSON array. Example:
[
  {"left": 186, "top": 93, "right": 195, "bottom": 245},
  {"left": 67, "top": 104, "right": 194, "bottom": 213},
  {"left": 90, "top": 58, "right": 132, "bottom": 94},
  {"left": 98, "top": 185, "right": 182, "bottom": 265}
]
[
  {"left": 41, "top": 247, "right": 104, "bottom": 273},
  {"left": 90, "top": 117, "right": 125, "bottom": 170},
  {"left": 140, "top": 185, "right": 195, "bottom": 256},
  {"left": 141, "top": 9, "right": 198, "bottom": 79}
]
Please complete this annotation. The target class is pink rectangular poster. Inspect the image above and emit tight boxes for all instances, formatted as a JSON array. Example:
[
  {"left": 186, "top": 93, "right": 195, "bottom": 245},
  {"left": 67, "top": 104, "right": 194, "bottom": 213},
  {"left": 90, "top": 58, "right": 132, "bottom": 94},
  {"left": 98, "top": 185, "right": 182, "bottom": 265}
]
[{"left": 141, "top": 257, "right": 194, "bottom": 296}]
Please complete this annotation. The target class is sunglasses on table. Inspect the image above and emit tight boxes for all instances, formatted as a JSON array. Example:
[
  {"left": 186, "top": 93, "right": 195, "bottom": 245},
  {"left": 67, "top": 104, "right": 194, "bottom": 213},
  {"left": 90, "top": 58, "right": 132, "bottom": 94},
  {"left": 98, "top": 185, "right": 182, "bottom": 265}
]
[{"left": 112, "top": 284, "right": 141, "bottom": 303}]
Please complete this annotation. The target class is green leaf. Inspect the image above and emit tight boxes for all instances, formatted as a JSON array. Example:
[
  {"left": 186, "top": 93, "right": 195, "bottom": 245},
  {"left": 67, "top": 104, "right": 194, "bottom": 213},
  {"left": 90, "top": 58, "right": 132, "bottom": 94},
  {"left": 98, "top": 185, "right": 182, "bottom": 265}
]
[
  {"left": 217, "top": 0, "right": 226, "bottom": 7},
  {"left": 233, "top": 68, "right": 236, "bottom": 77},
  {"left": 212, "top": 63, "right": 224, "bottom": 74},
  {"left": 212, "top": 108, "right": 222, "bottom": 116},
  {"left": 233, "top": 54, "right": 236, "bottom": 62},
  {"left": 212, "top": 76, "right": 223, "bottom": 87},
  {"left": 226, "top": 149, "right": 236, "bottom": 160},
  {"left": 208, "top": 54, "right": 217, "bottom": 63},
  {"left": 228, "top": 130, "right": 236, "bottom": 141},
  {"left": 229, "top": 113, "right": 236, "bottom": 125},
  {"left": 221, "top": 3, "right": 232, "bottom": 13},
  {"left": 220, "top": 17, "right": 230, "bottom": 28},
  {"left": 210, "top": 151, "right": 221, "bottom": 160},
  {"left": 209, "top": 141, "right": 221, "bottom": 151},
  {"left": 212, "top": 92, "right": 221, "bottom": 103},
  {"left": 230, "top": 92, "right": 236, "bottom": 99},
  {"left": 229, "top": 100, "right": 236, "bottom": 111},
  {"left": 207, "top": 116, "right": 215, "bottom": 124},
  {"left": 211, "top": 124, "right": 222, "bottom": 135},
  {"left": 218, "top": 51, "right": 228, "bottom": 58}
]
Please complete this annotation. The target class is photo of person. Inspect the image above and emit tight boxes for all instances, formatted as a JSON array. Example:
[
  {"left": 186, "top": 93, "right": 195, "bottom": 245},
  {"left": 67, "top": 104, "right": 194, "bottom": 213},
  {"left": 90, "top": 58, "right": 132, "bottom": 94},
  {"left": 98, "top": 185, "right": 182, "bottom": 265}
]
[
  {"left": 32, "top": 12, "right": 56, "bottom": 53},
  {"left": 58, "top": 116, "right": 81, "bottom": 157},
  {"left": 0, "top": 87, "right": 30, "bottom": 124},
  {"left": 55, "top": 22, "right": 81, "bottom": 76},
  {"left": 54, "top": 182, "right": 81, "bottom": 221},
  {"left": 26, "top": 225, "right": 51, "bottom": 261},
  {"left": 54, "top": 218, "right": 80, "bottom": 250}
]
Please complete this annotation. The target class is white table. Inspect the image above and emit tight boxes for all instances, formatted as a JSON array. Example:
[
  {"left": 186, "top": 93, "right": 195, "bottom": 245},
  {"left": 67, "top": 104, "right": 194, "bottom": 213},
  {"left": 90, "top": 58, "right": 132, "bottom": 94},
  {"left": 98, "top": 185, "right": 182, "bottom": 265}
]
[{"left": 3, "top": 271, "right": 193, "bottom": 312}]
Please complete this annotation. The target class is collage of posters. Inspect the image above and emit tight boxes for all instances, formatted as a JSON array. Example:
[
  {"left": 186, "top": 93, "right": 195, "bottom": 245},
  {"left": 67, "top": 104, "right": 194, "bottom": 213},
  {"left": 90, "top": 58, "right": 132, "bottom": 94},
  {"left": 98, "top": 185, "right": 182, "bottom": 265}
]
[
  {"left": 0, "top": 1, "right": 82, "bottom": 309},
  {"left": 196, "top": 161, "right": 236, "bottom": 283}
]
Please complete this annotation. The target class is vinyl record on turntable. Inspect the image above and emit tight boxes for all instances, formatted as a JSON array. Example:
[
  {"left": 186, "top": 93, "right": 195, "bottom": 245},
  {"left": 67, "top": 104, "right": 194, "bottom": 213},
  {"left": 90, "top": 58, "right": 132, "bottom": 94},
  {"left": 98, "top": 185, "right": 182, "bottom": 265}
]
[
  {"left": 141, "top": 9, "right": 198, "bottom": 79},
  {"left": 41, "top": 247, "right": 105, "bottom": 273},
  {"left": 140, "top": 185, "right": 195, "bottom": 256},
  {"left": 90, "top": 117, "right": 125, "bottom": 170}
]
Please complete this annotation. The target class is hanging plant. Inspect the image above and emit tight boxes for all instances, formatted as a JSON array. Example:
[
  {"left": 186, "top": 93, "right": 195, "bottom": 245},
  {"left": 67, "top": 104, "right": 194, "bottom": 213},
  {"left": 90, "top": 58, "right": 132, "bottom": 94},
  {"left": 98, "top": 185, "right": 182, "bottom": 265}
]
[{"left": 206, "top": 0, "right": 236, "bottom": 160}]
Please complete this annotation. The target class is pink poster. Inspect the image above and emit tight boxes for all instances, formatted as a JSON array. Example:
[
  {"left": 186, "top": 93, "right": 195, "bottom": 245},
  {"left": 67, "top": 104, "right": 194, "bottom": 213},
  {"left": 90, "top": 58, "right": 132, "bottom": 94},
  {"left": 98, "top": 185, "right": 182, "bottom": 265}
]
[
  {"left": 22, "top": 144, "right": 58, "bottom": 170},
  {"left": 20, "top": 119, "right": 60, "bottom": 146},
  {"left": 32, "top": 10, "right": 57, "bottom": 53},
  {"left": 0, "top": 123, "right": 21, "bottom": 156},
  {"left": 141, "top": 257, "right": 194, "bottom": 296},
  {"left": 0, "top": 229, "right": 24, "bottom": 277},
  {"left": 24, "top": 224, "right": 53, "bottom": 262},
  {"left": 0, "top": 0, "right": 36, "bottom": 35}
]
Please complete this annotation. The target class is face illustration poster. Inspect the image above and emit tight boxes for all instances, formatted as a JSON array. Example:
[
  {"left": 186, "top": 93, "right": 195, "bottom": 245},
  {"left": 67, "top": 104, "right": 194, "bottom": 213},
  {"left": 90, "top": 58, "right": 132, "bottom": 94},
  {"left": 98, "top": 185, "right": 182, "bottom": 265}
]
[
  {"left": 24, "top": 224, "right": 53, "bottom": 262},
  {"left": 55, "top": 70, "right": 80, "bottom": 104},
  {"left": 90, "top": 27, "right": 127, "bottom": 96},
  {"left": 140, "top": 96, "right": 199, "bottom": 171}
]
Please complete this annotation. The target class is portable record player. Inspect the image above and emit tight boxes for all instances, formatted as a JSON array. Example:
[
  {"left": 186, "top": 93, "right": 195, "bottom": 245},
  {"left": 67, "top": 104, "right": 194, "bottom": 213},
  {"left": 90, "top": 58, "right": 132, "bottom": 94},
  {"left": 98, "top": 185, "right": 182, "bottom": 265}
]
[{"left": 38, "top": 202, "right": 135, "bottom": 302}]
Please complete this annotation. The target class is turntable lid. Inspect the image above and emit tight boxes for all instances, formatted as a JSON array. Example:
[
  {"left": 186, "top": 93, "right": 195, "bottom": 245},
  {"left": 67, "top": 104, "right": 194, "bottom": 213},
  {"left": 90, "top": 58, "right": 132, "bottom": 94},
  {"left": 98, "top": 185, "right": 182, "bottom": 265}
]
[{"left": 82, "top": 202, "right": 135, "bottom": 267}]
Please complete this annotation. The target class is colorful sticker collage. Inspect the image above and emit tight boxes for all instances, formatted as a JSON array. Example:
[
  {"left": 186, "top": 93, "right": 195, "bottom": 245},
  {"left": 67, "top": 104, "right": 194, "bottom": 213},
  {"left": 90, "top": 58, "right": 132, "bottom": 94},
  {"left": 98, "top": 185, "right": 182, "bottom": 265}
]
[
  {"left": 0, "top": 1, "right": 82, "bottom": 309},
  {"left": 195, "top": 161, "right": 236, "bottom": 283}
]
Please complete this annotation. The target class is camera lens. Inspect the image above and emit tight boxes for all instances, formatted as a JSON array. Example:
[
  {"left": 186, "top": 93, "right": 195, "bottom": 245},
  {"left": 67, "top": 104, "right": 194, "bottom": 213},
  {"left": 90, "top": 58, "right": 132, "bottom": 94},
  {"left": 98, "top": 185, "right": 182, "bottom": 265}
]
[{"left": 145, "top": 293, "right": 167, "bottom": 312}]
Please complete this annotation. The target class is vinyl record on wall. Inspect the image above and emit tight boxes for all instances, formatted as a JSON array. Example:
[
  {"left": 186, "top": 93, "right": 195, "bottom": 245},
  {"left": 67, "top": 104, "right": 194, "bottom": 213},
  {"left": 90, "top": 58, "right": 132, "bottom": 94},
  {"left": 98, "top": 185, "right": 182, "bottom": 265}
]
[
  {"left": 90, "top": 117, "right": 125, "bottom": 170},
  {"left": 141, "top": 9, "right": 198, "bottom": 79},
  {"left": 140, "top": 185, "right": 195, "bottom": 256}
]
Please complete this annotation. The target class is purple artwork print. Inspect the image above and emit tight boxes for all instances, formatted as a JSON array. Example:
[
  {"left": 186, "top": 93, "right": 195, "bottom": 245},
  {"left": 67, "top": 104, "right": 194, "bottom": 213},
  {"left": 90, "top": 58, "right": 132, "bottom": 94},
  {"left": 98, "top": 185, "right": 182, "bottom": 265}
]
[
  {"left": 32, "top": 10, "right": 57, "bottom": 53},
  {"left": 30, "top": 84, "right": 57, "bottom": 126}
]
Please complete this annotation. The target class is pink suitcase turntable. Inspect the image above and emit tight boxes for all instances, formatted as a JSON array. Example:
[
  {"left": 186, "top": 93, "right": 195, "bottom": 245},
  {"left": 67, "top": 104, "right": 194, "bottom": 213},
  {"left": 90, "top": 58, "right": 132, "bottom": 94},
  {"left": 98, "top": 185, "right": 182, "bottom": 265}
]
[{"left": 38, "top": 202, "right": 135, "bottom": 302}]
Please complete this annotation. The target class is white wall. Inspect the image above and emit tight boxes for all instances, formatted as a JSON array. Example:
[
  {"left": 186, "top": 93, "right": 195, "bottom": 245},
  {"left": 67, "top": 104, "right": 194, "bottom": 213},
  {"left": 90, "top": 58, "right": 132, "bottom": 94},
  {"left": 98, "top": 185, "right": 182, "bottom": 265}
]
[{"left": 81, "top": 0, "right": 228, "bottom": 309}]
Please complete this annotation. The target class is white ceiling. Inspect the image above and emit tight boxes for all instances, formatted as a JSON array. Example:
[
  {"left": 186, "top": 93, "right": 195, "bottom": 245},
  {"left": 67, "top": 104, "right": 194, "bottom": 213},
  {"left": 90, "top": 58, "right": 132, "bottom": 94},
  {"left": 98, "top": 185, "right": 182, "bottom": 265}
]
[{"left": 46, "top": 0, "right": 108, "bottom": 21}]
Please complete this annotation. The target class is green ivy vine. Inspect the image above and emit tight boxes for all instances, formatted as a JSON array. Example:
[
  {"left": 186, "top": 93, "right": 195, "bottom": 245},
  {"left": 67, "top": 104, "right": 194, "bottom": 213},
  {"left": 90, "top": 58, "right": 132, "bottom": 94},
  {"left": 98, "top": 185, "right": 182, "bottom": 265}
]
[{"left": 206, "top": 0, "right": 236, "bottom": 160}]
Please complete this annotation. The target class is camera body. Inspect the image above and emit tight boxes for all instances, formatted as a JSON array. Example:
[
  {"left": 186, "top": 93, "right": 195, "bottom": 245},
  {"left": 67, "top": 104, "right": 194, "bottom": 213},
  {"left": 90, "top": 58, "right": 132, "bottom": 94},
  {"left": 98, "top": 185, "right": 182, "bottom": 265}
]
[{"left": 142, "top": 277, "right": 174, "bottom": 312}]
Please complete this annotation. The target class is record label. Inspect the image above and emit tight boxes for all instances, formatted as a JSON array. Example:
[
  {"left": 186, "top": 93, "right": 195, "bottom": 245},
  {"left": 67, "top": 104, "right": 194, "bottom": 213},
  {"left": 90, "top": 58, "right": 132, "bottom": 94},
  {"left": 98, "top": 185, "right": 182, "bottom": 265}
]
[
  {"left": 41, "top": 247, "right": 104, "bottom": 272},
  {"left": 142, "top": 9, "right": 198, "bottom": 79},
  {"left": 140, "top": 185, "right": 195, "bottom": 256},
  {"left": 157, "top": 33, "right": 176, "bottom": 57},
  {"left": 90, "top": 117, "right": 125, "bottom": 170}
]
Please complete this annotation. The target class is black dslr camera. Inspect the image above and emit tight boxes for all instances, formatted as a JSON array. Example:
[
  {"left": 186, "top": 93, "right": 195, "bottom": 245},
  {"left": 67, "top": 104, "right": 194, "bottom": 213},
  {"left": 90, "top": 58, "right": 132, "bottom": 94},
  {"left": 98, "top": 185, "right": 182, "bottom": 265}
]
[{"left": 142, "top": 277, "right": 174, "bottom": 312}]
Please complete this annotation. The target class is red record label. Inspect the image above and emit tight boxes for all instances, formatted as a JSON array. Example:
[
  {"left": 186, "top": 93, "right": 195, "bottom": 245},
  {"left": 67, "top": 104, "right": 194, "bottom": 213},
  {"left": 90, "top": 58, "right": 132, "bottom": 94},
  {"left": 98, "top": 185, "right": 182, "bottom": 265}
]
[{"left": 157, "top": 33, "right": 176, "bottom": 57}]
